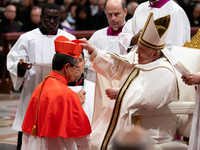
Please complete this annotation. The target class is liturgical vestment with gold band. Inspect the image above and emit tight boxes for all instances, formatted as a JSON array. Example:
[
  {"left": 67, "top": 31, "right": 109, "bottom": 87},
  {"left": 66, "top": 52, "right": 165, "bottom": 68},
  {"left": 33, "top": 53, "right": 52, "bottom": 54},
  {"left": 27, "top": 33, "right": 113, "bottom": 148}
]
[{"left": 89, "top": 47, "right": 178, "bottom": 150}]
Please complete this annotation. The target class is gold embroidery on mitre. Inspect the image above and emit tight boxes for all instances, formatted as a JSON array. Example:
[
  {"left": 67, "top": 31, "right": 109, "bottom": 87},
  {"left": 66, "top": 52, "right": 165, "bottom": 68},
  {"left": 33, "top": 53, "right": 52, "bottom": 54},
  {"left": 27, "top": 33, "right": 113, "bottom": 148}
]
[{"left": 139, "top": 12, "right": 170, "bottom": 50}]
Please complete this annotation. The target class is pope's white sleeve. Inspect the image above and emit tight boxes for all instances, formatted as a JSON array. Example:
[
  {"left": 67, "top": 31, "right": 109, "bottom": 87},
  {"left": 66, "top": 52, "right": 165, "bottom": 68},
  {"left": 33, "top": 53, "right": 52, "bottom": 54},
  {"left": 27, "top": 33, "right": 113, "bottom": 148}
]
[{"left": 90, "top": 47, "right": 126, "bottom": 80}]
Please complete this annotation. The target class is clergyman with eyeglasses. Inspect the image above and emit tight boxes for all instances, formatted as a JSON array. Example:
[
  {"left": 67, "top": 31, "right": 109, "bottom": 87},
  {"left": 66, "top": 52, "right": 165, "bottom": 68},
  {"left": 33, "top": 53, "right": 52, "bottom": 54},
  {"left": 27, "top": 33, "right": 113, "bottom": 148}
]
[
  {"left": 21, "top": 36, "right": 91, "bottom": 150},
  {"left": 6, "top": 3, "right": 76, "bottom": 150}
]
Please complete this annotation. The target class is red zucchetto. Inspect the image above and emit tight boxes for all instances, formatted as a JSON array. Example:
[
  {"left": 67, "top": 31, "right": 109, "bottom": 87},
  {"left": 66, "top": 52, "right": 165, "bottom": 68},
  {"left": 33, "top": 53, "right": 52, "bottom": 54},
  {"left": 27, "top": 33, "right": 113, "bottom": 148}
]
[{"left": 54, "top": 36, "right": 82, "bottom": 58}]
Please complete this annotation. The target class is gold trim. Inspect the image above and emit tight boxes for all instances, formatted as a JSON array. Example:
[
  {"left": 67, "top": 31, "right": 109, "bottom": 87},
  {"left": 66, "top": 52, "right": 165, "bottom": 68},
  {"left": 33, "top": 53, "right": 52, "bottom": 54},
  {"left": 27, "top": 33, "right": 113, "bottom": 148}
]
[
  {"left": 183, "top": 29, "right": 200, "bottom": 49},
  {"left": 140, "top": 12, "right": 153, "bottom": 41},
  {"left": 163, "top": 59, "right": 180, "bottom": 100},
  {"left": 108, "top": 51, "right": 137, "bottom": 65},
  {"left": 133, "top": 51, "right": 136, "bottom": 63},
  {"left": 108, "top": 53, "right": 130, "bottom": 63},
  {"left": 137, "top": 65, "right": 173, "bottom": 73},
  {"left": 100, "top": 68, "right": 140, "bottom": 150},
  {"left": 136, "top": 64, "right": 180, "bottom": 99},
  {"left": 139, "top": 38, "right": 165, "bottom": 50},
  {"left": 32, "top": 76, "right": 48, "bottom": 136},
  {"left": 135, "top": 116, "right": 141, "bottom": 126},
  {"left": 138, "top": 12, "right": 170, "bottom": 50}
]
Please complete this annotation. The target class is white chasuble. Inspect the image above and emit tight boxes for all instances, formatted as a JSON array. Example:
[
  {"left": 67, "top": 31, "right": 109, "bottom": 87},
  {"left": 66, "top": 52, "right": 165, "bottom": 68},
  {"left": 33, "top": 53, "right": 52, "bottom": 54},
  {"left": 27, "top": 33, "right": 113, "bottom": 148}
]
[
  {"left": 87, "top": 27, "right": 126, "bottom": 125},
  {"left": 90, "top": 48, "right": 178, "bottom": 150}
]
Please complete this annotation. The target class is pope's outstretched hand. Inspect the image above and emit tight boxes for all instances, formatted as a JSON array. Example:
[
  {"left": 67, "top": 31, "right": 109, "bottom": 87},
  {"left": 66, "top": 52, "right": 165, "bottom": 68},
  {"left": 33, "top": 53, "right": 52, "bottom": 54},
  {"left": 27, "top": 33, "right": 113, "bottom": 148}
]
[{"left": 79, "top": 38, "right": 95, "bottom": 54}]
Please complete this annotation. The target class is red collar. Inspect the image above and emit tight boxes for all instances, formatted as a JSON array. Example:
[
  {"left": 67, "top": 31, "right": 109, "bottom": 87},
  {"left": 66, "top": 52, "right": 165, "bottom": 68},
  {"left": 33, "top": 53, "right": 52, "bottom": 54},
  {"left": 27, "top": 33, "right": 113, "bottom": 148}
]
[
  {"left": 48, "top": 30, "right": 57, "bottom": 35},
  {"left": 39, "top": 25, "right": 58, "bottom": 35}
]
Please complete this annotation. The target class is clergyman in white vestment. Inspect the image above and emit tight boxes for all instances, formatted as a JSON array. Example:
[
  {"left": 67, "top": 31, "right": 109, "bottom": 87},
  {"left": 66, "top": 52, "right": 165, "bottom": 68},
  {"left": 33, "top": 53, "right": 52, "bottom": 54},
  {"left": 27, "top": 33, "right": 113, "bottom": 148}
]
[
  {"left": 7, "top": 4, "right": 76, "bottom": 132},
  {"left": 85, "top": 0, "right": 128, "bottom": 124},
  {"left": 119, "top": 0, "right": 190, "bottom": 53}
]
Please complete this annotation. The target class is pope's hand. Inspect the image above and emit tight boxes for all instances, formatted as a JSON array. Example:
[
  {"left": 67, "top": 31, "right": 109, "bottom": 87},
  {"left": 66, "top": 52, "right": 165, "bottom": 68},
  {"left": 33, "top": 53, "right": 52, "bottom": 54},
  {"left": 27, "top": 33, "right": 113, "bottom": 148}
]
[
  {"left": 105, "top": 88, "right": 120, "bottom": 100},
  {"left": 79, "top": 38, "right": 95, "bottom": 54},
  {"left": 18, "top": 59, "right": 32, "bottom": 70},
  {"left": 77, "top": 90, "right": 86, "bottom": 104}
]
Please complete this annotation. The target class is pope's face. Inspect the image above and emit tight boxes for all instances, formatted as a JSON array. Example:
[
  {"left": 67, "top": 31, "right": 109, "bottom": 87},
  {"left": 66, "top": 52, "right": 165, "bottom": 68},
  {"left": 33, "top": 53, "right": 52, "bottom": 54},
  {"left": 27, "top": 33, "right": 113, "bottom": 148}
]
[
  {"left": 136, "top": 43, "right": 157, "bottom": 64},
  {"left": 41, "top": 8, "right": 60, "bottom": 32},
  {"left": 105, "top": 0, "right": 127, "bottom": 29}
]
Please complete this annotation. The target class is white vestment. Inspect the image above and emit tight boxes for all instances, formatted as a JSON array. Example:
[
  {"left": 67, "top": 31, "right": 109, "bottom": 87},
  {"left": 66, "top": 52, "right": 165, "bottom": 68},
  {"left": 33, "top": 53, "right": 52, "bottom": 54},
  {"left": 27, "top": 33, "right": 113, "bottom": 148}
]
[
  {"left": 68, "top": 79, "right": 95, "bottom": 125},
  {"left": 188, "top": 85, "right": 200, "bottom": 150},
  {"left": 7, "top": 28, "right": 75, "bottom": 131},
  {"left": 89, "top": 47, "right": 178, "bottom": 150},
  {"left": 119, "top": 0, "right": 190, "bottom": 52},
  {"left": 88, "top": 27, "right": 126, "bottom": 55},
  {"left": 21, "top": 133, "right": 90, "bottom": 150},
  {"left": 87, "top": 27, "right": 127, "bottom": 124}
]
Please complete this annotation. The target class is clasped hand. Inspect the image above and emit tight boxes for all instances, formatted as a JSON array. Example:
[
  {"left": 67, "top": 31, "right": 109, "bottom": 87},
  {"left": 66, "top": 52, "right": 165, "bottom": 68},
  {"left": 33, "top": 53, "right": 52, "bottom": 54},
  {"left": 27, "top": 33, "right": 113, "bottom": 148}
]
[
  {"left": 105, "top": 88, "right": 120, "bottom": 100},
  {"left": 77, "top": 90, "right": 86, "bottom": 104},
  {"left": 18, "top": 59, "right": 32, "bottom": 70}
]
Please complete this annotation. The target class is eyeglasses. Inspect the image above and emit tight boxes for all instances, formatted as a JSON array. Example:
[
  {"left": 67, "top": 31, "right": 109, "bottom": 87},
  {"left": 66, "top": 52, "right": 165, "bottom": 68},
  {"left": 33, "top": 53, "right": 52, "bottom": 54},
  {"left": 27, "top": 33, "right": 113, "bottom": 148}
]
[
  {"left": 70, "top": 64, "right": 80, "bottom": 71},
  {"left": 78, "top": 57, "right": 83, "bottom": 62},
  {"left": 44, "top": 16, "right": 60, "bottom": 22}
]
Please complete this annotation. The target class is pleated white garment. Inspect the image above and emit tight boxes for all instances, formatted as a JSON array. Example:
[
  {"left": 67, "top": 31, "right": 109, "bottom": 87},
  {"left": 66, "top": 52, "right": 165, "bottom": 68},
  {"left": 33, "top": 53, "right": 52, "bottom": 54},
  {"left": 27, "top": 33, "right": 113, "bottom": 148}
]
[
  {"left": 188, "top": 85, "right": 200, "bottom": 150},
  {"left": 21, "top": 133, "right": 90, "bottom": 150}
]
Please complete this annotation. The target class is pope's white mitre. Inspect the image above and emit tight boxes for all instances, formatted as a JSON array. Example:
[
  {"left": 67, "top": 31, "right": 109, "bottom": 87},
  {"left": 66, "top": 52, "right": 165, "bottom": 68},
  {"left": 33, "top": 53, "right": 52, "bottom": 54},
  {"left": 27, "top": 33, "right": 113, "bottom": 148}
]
[{"left": 139, "top": 12, "right": 171, "bottom": 50}]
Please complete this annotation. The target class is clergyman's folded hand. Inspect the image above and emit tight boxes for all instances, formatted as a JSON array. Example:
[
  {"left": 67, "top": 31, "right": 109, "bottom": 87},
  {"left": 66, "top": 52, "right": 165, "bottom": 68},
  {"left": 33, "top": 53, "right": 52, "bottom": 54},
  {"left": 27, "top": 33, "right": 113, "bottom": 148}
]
[
  {"left": 77, "top": 89, "right": 86, "bottom": 104},
  {"left": 18, "top": 59, "right": 32, "bottom": 70}
]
